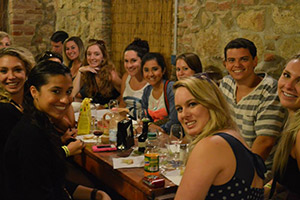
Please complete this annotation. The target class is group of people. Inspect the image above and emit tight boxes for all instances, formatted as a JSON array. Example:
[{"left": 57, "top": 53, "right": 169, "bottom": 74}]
[
  {"left": 175, "top": 38, "right": 299, "bottom": 200},
  {"left": 0, "top": 33, "right": 111, "bottom": 199},
  {"left": 0, "top": 29, "right": 299, "bottom": 200}
]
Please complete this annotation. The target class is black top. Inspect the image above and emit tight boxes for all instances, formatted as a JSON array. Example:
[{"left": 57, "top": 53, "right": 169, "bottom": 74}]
[
  {"left": 3, "top": 115, "right": 71, "bottom": 200},
  {"left": 80, "top": 85, "right": 120, "bottom": 105},
  {"left": 206, "top": 133, "right": 266, "bottom": 200},
  {"left": 277, "top": 155, "right": 300, "bottom": 195},
  {"left": 0, "top": 102, "right": 22, "bottom": 197}
]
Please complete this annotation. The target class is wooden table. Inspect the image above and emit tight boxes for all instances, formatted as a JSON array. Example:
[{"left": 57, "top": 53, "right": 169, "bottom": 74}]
[{"left": 73, "top": 144, "right": 178, "bottom": 200}]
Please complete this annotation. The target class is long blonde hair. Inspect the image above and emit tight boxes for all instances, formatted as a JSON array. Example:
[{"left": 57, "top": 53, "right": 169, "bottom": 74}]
[
  {"left": 0, "top": 46, "right": 35, "bottom": 76},
  {"left": 272, "top": 54, "right": 300, "bottom": 178},
  {"left": 0, "top": 46, "right": 35, "bottom": 106},
  {"left": 0, "top": 84, "right": 11, "bottom": 103},
  {"left": 273, "top": 111, "right": 300, "bottom": 177},
  {"left": 62, "top": 36, "right": 85, "bottom": 67},
  {"left": 173, "top": 75, "right": 237, "bottom": 152}
]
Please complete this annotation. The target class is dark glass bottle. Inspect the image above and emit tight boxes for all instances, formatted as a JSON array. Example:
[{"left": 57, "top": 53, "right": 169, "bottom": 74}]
[{"left": 138, "top": 118, "right": 150, "bottom": 153}]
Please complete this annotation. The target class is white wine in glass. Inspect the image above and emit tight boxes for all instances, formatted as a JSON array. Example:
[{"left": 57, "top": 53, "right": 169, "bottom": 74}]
[{"left": 168, "top": 124, "right": 183, "bottom": 168}]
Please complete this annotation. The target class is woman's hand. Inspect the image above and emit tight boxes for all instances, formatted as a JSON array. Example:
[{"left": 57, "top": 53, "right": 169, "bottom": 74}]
[
  {"left": 96, "top": 190, "right": 112, "bottom": 200},
  {"left": 67, "top": 139, "right": 85, "bottom": 156},
  {"left": 61, "top": 128, "right": 77, "bottom": 144},
  {"left": 264, "top": 182, "right": 272, "bottom": 200},
  {"left": 79, "top": 65, "right": 100, "bottom": 74}
]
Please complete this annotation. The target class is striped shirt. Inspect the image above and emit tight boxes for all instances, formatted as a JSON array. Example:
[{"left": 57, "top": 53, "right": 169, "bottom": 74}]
[{"left": 219, "top": 73, "right": 287, "bottom": 170}]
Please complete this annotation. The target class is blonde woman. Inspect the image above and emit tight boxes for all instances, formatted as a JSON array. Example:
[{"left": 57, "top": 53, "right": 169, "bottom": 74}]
[
  {"left": 63, "top": 36, "right": 85, "bottom": 79},
  {"left": 174, "top": 75, "right": 265, "bottom": 200},
  {"left": 0, "top": 46, "right": 35, "bottom": 198},
  {"left": 265, "top": 55, "right": 300, "bottom": 199},
  {"left": 0, "top": 31, "right": 12, "bottom": 48}
]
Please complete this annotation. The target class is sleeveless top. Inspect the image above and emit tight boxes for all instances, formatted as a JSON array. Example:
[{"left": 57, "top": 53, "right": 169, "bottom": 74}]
[
  {"left": 277, "top": 155, "right": 300, "bottom": 195},
  {"left": 206, "top": 133, "right": 266, "bottom": 200},
  {"left": 148, "top": 90, "right": 168, "bottom": 122},
  {"left": 123, "top": 75, "right": 148, "bottom": 119}
]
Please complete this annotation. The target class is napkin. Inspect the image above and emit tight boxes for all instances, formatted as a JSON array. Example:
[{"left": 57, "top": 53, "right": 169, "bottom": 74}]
[
  {"left": 161, "top": 169, "right": 183, "bottom": 186},
  {"left": 112, "top": 155, "right": 144, "bottom": 169}
]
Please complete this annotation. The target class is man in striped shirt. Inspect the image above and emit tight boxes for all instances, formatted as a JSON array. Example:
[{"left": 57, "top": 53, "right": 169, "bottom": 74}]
[{"left": 219, "top": 38, "right": 287, "bottom": 171}]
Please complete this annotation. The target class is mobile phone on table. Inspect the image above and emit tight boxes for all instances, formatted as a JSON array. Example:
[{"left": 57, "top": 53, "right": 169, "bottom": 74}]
[{"left": 92, "top": 144, "right": 117, "bottom": 152}]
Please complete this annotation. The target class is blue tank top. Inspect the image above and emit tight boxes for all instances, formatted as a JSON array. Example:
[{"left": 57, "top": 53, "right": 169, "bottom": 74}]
[{"left": 206, "top": 133, "right": 266, "bottom": 200}]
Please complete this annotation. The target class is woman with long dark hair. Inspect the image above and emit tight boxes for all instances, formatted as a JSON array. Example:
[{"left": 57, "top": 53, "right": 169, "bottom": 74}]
[
  {"left": 72, "top": 39, "right": 122, "bottom": 104},
  {"left": 120, "top": 38, "right": 149, "bottom": 118},
  {"left": 3, "top": 61, "right": 110, "bottom": 200}
]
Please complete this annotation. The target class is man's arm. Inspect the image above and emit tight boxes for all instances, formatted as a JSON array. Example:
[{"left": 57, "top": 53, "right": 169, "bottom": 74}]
[{"left": 251, "top": 135, "right": 276, "bottom": 160}]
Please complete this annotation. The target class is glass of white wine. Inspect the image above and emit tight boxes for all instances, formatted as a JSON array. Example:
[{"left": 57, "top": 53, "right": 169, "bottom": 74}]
[{"left": 168, "top": 124, "right": 183, "bottom": 169}]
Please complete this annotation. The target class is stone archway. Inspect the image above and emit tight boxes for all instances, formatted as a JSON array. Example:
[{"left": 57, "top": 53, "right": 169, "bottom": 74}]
[{"left": 0, "top": 0, "right": 8, "bottom": 31}]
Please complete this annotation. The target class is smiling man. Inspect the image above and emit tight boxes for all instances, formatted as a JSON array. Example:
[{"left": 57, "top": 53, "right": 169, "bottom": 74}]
[{"left": 219, "top": 38, "right": 287, "bottom": 173}]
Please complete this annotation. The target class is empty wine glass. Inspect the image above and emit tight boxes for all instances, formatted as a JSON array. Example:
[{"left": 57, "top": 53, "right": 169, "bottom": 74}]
[
  {"left": 134, "top": 108, "right": 143, "bottom": 137},
  {"left": 168, "top": 124, "right": 183, "bottom": 168}
]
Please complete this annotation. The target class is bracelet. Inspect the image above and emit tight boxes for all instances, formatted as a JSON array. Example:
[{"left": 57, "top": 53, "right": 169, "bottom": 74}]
[
  {"left": 90, "top": 188, "right": 98, "bottom": 200},
  {"left": 264, "top": 183, "right": 272, "bottom": 189},
  {"left": 62, "top": 145, "right": 70, "bottom": 157}
]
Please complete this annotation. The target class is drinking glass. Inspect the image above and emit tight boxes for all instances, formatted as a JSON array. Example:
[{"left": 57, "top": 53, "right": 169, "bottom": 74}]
[
  {"left": 134, "top": 108, "right": 143, "bottom": 137},
  {"left": 91, "top": 117, "right": 103, "bottom": 145},
  {"left": 168, "top": 124, "right": 183, "bottom": 168},
  {"left": 93, "top": 129, "right": 103, "bottom": 146}
]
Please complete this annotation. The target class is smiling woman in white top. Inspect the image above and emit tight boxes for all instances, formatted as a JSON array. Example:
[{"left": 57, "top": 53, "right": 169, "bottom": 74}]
[{"left": 120, "top": 38, "right": 149, "bottom": 118}]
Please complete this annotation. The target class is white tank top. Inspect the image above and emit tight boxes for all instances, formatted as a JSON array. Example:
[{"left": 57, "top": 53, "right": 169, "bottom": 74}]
[{"left": 123, "top": 75, "right": 148, "bottom": 119}]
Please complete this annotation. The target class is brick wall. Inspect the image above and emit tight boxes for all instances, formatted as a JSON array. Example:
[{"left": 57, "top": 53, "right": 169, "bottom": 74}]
[{"left": 8, "top": 0, "right": 56, "bottom": 56}]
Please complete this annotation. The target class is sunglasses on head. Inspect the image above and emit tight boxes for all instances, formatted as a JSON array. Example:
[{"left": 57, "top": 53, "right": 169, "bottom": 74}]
[
  {"left": 39, "top": 51, "right": 63, "bottom": 63},
  {"left": 193, "top": 72, "right": 213, "bottom": 83}
]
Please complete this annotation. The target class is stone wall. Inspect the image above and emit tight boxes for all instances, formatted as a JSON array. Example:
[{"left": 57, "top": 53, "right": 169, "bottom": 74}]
[
  {"left": 54, "top": 0, "right": 111, "bottom": 52},
  {"left": 177, "top": 0, "right": 300, "bottom": 79},
  {"left": 6, "top": 0, "right": 300, "bottom": 79},
  {"left": 7, "top": 0, "right": 111, "bottom": 57},
  {"left": 8, "top": 0, "right": 56, "bottom": 56}
]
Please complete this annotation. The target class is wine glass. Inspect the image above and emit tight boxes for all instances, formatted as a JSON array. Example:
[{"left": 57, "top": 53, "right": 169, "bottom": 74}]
[
  {"left": 134, "top": 108, "right": 142, "bottom": 137},
  {"left": 93, "top": 130, "right": 103, "bottom": 146},
  {"left": 90, "top": 115, "right": 102, "bottom": 145},
  {"left": 92, "top": 121, "right": 104, "bottom": 146},
  {"left": 168, "top": 124, "right": 183, "bottom": 168}
]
